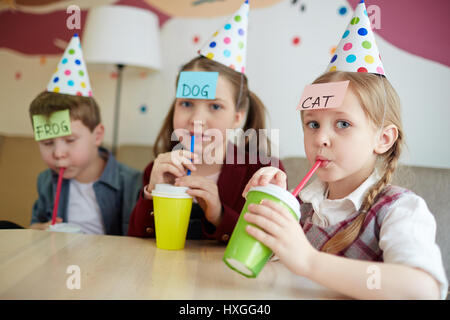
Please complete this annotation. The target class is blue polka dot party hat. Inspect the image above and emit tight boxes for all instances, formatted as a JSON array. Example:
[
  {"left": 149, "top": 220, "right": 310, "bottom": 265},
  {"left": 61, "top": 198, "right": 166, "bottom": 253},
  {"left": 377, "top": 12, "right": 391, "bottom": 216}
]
[
  {"left": 199, "top": 0, "right": 249, "bottom": 74},
  {"left": 327, "top": 0, "right": 385, "bottom": 76},
  {"left": 46, "top": 34, "right": 93, "bottom": 97}
]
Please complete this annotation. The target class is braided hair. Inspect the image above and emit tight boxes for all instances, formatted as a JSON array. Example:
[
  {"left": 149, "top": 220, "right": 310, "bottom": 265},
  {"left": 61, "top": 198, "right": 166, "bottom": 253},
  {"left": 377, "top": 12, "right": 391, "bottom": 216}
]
[{"left": 306, "top": 71, "right": 404, "bottom": 254}]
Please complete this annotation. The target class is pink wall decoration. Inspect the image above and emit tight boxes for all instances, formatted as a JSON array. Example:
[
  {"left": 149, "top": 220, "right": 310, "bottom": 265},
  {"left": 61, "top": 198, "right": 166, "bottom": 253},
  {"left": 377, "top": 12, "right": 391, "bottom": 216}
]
[{"left": 347, "top": 0, "right": 450, "bottom": 67}]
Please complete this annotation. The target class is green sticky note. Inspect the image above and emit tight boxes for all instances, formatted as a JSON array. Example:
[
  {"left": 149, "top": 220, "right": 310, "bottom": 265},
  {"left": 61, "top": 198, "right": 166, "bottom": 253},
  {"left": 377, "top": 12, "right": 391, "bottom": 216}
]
[{"left": 32, "top": 109, "right": 72, "bottom": 141}]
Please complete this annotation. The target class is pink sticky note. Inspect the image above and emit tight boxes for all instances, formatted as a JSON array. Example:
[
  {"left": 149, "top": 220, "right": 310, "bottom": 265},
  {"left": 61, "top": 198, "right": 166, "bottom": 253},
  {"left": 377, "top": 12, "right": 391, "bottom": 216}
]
[{"left": 297, "top": 80, "right": 349, "bottom": 111}]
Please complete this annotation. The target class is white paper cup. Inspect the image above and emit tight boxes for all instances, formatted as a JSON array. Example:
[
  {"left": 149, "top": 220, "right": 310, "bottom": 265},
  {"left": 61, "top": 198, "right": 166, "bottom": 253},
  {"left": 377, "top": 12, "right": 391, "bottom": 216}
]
[{"left": 47, "top": 222, "right": 83, "bottom": 234}]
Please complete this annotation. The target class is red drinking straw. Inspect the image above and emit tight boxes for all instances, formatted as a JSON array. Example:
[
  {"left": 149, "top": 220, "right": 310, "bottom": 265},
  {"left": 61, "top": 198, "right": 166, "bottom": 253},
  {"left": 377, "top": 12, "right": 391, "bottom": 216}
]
[
  {"left": 291, "top": 160, "right": 322, "bottom": 197},
  {"left": 51, "top": 167, "right": 65, "bottom": 225}
]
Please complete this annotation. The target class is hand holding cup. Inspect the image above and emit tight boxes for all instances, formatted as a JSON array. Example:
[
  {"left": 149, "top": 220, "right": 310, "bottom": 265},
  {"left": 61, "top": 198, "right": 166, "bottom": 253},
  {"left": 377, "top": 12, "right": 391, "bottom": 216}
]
[
  {"left": 146, "top": 150, "right": 199, "bottom": 199},
  {"left": 242, "top": 166, "right": 287, "bottom": 198}
]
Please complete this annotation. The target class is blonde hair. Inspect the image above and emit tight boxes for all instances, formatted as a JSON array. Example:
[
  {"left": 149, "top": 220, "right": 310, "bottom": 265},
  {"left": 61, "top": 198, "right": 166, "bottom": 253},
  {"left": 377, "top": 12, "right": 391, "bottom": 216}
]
[
  {"left": 153, "top": 56, "right": 269, "bottom": 157},
  {"left": 307, "top": 71, "right": 404, "bottom": 254}
]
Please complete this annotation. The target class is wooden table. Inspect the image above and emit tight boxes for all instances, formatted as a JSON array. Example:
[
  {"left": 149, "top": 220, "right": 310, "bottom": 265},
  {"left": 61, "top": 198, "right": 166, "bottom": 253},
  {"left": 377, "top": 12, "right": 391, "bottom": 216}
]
[{"left": 0, "top": 230, "right": 345, "bottom": 299}]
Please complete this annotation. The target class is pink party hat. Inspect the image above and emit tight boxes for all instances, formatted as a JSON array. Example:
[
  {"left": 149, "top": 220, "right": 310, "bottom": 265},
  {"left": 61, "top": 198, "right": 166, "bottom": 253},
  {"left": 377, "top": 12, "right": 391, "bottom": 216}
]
[
  {"left": 46, "top": 34, "right": 93, "bottom": 97},
  {"left": 327, "top": 0, "right": 385, "bottom": 76},
  {"left": 199, "top": 0, "right": 249, "bottom": 74}
]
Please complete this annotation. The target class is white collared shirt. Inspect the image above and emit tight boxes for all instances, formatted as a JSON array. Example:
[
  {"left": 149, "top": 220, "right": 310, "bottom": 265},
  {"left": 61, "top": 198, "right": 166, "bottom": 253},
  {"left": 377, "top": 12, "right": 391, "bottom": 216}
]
[{"left": 299, "top": 171, "right": 448, "bottom": 299}]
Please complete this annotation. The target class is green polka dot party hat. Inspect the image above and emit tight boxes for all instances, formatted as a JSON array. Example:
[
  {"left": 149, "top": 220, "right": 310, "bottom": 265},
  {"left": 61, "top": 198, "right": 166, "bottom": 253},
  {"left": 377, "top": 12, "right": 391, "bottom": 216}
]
[
  {"left": 327, "top": 0, "right": 385, "bottom": 76},
  {"left": 199, "top": 0, "right": 249, "bottom": 74},
  {"left": 46, "top": 34, "right": 93, "bottom": 97}
]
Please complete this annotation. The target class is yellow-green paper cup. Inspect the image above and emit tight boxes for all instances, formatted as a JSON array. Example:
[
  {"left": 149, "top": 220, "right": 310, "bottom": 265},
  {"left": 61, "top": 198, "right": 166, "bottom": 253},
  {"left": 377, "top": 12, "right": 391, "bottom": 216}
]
[
  {"left": 152, "top": 184, "right": 193, "bottom": 250},
  {"left": 223, "top": 184, "right": 300, "bottom": 277}
]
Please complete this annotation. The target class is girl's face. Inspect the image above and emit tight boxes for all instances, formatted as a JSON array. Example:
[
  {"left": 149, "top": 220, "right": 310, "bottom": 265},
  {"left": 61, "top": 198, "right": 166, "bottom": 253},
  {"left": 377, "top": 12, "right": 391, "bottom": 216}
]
[
  {"left": 302, "top": 88, "right": 380, "bottom": 188},
  {"left": 173, "top": 71, "right": 245, "bottom": 157},
  {"left": 38, "top": 120, "right": 104, "bottom": 182}
]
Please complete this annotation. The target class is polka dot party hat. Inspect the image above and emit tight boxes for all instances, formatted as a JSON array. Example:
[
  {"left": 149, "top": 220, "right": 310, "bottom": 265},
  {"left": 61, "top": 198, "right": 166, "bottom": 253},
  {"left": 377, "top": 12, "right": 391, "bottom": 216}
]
[
  {"left": 199, "top": 0, "right": 249, "bottom": 74},
  {"left": 327, "top": 0, "right": 385, "bottom": 76},
  {"left": 46, "top": 34, "right": 93, "bottom": 97}
]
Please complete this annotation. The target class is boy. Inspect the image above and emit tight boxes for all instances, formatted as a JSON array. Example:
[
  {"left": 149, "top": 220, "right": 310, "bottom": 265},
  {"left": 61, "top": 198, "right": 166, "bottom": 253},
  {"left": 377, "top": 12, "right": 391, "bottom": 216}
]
[{"left": 29, "top": 34, "right": 142, "bottom": 235}]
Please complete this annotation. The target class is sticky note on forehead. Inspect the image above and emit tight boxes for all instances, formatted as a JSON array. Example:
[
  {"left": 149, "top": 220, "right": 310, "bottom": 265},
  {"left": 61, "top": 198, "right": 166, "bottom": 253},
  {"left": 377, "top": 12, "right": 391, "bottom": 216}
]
[
  {"left": 176, "top": 71, "right": 219, "bottom": 100},
  {"left": 32, "top": 109, "right": 71, "bottom": 141},
  {"left": 297, "top": 80, "right": 349, "bottom": 111}
]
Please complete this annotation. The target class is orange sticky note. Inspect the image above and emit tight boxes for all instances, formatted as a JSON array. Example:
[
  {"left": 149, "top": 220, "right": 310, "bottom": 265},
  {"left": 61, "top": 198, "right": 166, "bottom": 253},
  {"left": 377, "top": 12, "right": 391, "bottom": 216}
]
[{"left": 297, "top": 80, "right": 349, "bottom": 111}]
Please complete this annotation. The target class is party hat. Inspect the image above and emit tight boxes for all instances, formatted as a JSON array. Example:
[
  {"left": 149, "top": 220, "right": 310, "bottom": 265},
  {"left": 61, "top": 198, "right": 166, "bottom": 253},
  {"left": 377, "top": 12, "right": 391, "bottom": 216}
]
[
  {"left": 46, "top": 34, "right": 93, "bottom": 97},
  {"left": 199, "top": 0, "right": 249, "bottom": 74},
  {"left": 327, "top": 0, "right": 385, "bottom": 76}
]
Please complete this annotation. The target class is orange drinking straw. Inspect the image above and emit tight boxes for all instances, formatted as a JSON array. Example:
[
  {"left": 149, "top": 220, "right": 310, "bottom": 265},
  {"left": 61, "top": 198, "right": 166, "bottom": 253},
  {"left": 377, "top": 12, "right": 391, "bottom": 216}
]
[
  {"left": 51, "top": 167, "right": 65, "bottom": 225},
  {"left": 291, "top": 160, "right": 322, "bottom": 197}
]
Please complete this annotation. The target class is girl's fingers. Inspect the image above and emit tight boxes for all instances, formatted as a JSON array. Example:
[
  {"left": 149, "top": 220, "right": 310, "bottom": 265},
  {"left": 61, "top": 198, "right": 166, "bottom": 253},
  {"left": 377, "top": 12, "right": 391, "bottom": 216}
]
[
  {"left": 245, "top": 224, "right": 277, "bottom": 251},
  {"left": 244, "top": 211, "right": 282, "bottom": 237},
  {"left": 186, "top": 188, "right": 211, "bottom": 203},
  {"left": 275, "top": 171, "right": 286, "bottom": 180},
  {"left": 259, "top": 174, "right": 274, "bottom": 186},
  {"left": 242, "top": 176, "right": 260, "bottom": 197},
  {"left": 242, "top": 167, "right": 283, "bottom": 197},
  {"left": 260, "top": 200, "right": 298, "bottom": 223},
  {"left": 178, "top": 157, "right": 197, "bottom": 172},
  {"left": 172, "top": 150, "right": 199, "bottom": 162},
  {"left": 242, "top": 185, "right": 250, "bottom": 198},
  {"left": 259, "top": 172, "right": 287, "bottom": 189},
  {"left": 157, "top": 156, "right": 186, "bottom": 175},
  {"left": 175, "top": 176, "right": 214, "bottom": 190},
  {"left": 161, "top": 150, "right": 198, "bottom": 169},
  {"left": 274, "top": 171, "right": 287, "bottom": 188},
  {"left": 179, "top": 150, "right": 200, "bottom": 166},
  {"left": 243, "top": 173, "right": 276, "bottom": 197},
  {"left": 160, "top": 150, "right": 198, "bottom": 175},
  {"left": 158, "top": 163, "right": 186, "bottom": 178},
  {"left": 246, "top": 203, "right": 284, "bottom": 228}
]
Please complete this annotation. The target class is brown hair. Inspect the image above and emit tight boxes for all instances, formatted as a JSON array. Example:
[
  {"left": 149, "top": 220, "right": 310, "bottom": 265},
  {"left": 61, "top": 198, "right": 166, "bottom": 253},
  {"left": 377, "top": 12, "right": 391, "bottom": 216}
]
[
  {"left": 153, "top": 56, "right": 269, "bottom": 157},
  {"left": 29, "top": 91, "right": 101, "bottom": 132},
  {"left": 307, "top": 71, "right": 404, "bottom": 254}
]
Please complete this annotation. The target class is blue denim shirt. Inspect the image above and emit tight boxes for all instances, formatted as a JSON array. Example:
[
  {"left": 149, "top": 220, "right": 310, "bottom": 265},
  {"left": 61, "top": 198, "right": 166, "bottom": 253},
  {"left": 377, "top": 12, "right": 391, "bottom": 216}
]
[{"left": 31, "top": 147, "right": 142, "bottom": 235}]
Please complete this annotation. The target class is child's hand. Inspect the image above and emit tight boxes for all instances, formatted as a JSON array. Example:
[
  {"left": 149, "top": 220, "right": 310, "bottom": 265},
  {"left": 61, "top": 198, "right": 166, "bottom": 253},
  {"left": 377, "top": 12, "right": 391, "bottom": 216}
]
[
  {"left": 175, "top": 176, "right": 223, "bottom": 227},
  {"left": 148, "top": 150, "right": 199, "bottom": 195},
  {"left": 244, "top": 200, "right": 317, "bottom": 277},
  {"left": 29, "top": 217, "right": 63, "bottom": 230},
  {"left": 242, "top": 167, "right": 287, "bottom": 198}
]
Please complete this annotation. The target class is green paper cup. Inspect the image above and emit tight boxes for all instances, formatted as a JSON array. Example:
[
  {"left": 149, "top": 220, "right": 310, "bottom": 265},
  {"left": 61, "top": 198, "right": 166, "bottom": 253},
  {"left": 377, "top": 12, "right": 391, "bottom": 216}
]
[{"left": 223, "top": 184, "right": 300, "bottom": 278}]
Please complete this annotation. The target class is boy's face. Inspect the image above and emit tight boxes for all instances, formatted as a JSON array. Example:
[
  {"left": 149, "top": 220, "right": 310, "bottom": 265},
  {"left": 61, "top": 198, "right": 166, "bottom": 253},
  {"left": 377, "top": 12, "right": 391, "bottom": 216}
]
[
  {"left": 38, "top": 120, "right": 104, "bottom": 182},
  {"left": 302, "top": 88, "right": 379, "bottom": 187}
]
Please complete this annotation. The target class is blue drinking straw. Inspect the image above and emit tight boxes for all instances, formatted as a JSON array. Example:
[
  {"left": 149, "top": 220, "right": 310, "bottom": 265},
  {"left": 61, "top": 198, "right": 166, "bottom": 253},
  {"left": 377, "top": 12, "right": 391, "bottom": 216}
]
[{"left": 187, "top": 135, "right": 194, "bottom": 176}]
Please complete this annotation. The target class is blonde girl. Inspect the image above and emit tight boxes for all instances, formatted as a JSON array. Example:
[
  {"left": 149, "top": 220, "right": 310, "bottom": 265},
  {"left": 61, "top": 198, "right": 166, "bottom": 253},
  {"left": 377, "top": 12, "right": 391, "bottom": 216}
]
[{"left": 243, "top": 71, "right": 447, "bottom": 299}]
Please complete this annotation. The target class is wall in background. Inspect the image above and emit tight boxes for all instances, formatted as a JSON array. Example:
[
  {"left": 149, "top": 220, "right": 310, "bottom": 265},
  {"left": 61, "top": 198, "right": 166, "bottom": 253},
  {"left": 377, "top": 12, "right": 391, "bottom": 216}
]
[{"left": 1, "top": 0, "right": 449, "bottom": 168}]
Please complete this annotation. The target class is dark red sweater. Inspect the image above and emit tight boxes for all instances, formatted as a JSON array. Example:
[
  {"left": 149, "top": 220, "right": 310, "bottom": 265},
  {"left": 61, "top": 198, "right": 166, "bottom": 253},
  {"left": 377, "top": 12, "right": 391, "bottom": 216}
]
[{"left": 127, "top": 146, "right": 284, "bottom": 242}]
